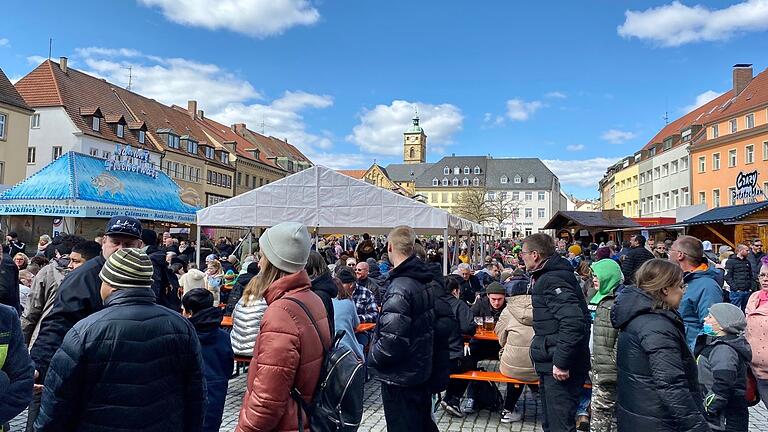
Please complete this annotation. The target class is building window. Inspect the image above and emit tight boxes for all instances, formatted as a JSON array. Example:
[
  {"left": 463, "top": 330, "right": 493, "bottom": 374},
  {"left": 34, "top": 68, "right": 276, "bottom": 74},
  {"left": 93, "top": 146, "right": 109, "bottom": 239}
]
[
  {"left": 730, "top": 119, "right": 737, "bottom": 134},
  {"left": 487, "top": 191, "right": 496, "bottom": 200},
  {"left": 663, "top": 193, "right": 670, "bottom": 210},
  {"left": 116, "top": 123, "right": 124, "bottom": 138},
  {"left": 663, "top": 138, "right": 672, "bottom": 150},
  {"left": 654, "top": 167, "right": 660, "bottom": 179},
  {"left": 88, "top": 148, "right": 97, "bottom": 157},
  {"left": 538, "top": 208, "right": 545, "bottom": 218},
  {"left": 167, "top": 134, "right": 180, "bottom": 149},
  {"left": 672, "top": 190, "right": 679, "bottom": 209},
  {"left": 186, "top": 140, "right": 198, "bottom": 154},
  {"left": 671, "top": 160, "right": 678, "bottom": 174},
  {"left": 453, "top": 166, "right": 460, "bottom": 175},
  {"left": 52, "top": 146, "right": 63, "bottom": 160},
  {"left": 746, "top": 145, "right": 755, "bottom": 164},
  {"left": 682, "top": 188, "right": 690, "bottom": 206},
  {"left": 31, "top": 113, "right": 40, "bottom": 129},
  {"left": 522, "top": 208, "right": 532, "bottom": 219},
  {"left": 220, "top": 152, "right": 229, "bottom": 164},
  {"left": 681, "top": 156, "right": 689, "bottom": 170},
  {"left": 92, "top": 117, "right": 100, "bottom": 132},
  {"left": 441, "top": 178, "right": 448, "bottom": 186},
  {"left": 500, "top": 192, "right": 508, "bottom": 200},
  {"left": 662, "top": 164, "right": 669, "bottom": 177},
  {"left": 747, "top": 113, "right": 755, "bottom": 129},
  {"left": 463, "top": 166, "right": 470, "bottom": 174},
  {"left": 698, "top": 156, "right": 706, "bottom": 173},
  {"left": 656, "top": 195, "right": 661, "bottom": 212},
  {"left": 237, "top": 172, "right": 242, "bottom": 185},
  {"left": 525, "top": 191, "right": 532, "bottom": 201},
  {"left": 452, "top": 178, "right": 459, "bottom": 186},
  {"left": 512, "top": 191, "right": 520, "bottom": 201},
  {"left": 713, "top": 189, "right": 720, "bottom": 207},
  {"left": 639, "top": 173, "right": 645, "bottom": 184},
  {"left": 712, "top": 153, "right": 720, "bottom": 171},
  {"left": 729, "top": 149, "right": 737, "bottom": 167},
  {"left": 649, "top": 147, "right": 656, "bottom": 157},
  {"left": 712, "top": 124, "right": 719, "bottom": 138},
  {"left": 462, "top": 178, "right": 469, "bottom": 186},
  {"left": 649, "top": 198, "right": 654, "bottom": 213},
  {"left": 181, "top": 165, "right": 188, "bottom": 180},
  {"left": 500, "top": 175, "right": 508, "bottom": 184},
  {"left": 729, "top": 187, "right": 737, "bottom": 205},
  {"left": 474, "top": 166, "right": 481, "bottom": 174},
  {"left": 167, "top": 161, "right": 173, "bottom": 176},
  {"left": 514, "top": 175, "right": 521, "bottom": 184},
  {"left": 138, "top": 130, "right": 145, "bottom": 144},
  {"left": 443, "top": 166, "right": 450, "bottom": 175},
  {"left": 764, "top": 141, "right": 768, "bottom": 161},
  {"left": 432, "top": 178, "right": 438, "bottom": 186},
  {"left": 538, "top": 191, "right": 545, "bottom": 201},
  {"left": 27, "top": 147, "right": 36, "bottom": 164},
  {"left": 441, "top": 192, "right": 448, "bottom": 202},
  {"left": 205, "top": 147, "right": 214, "bottom": 159},
  {"left": 252, "top": 177, "right": 257, "bottom": 188},
  {"left": 472, "top": 178, "right": 479, "bottom": 186},
  {"left": 528, "top": 175, "right": 535, "bottom": 183}
]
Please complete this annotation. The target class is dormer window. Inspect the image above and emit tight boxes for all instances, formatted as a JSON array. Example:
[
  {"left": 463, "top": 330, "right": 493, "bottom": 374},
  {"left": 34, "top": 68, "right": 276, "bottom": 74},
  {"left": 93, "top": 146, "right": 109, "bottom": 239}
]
[
  {"left": 514, "top": 175, "right": 522, "bottom": 184},
  {"left": 462, "top": 178, "right": 469, "bottom": 186},
  {"left": 442, "top": 178, "right": 448, "bottom": 186},
  {"left": 452, "top": 178, "right": 459, "bottom": 186},
  {"left": 116, "top": 123, "right": 124, "bottom": 138},
  {"left": 463, "top": 166, "right": 470, "bottom": 174},
  {"left": 500, "top": 175, "right": 508, "bottom": 184},
  {"left": 443, "top": 166, "right": 450, "bottom": 175},
  {"left": 205, "top": 146, "right": 214, "bottom": 159},
  {"left": 663, "top": 137, "right": 672, "bottom": 150},
  {"left": 453, "top": 166, "right": 460, "bottom": 175},
  {"left": 182, "top": 137, "right": 198, "bottom": 154},
  {"left": 138, "top": 130, "right": 145, "bottom": 144},
  {"left": 432, "top": 178, "right": 439, "bottom": 186},
  {"left": 528, "top": 175, "right": 535, "bottom": 184},
  {"left": 168, "top": 134, "right": 180, "bottom": 149},
  {"left": 474, "top": 166, "right": 481, "bottom": 174},
  {"left": 473, "top": 178, "right": 480, "bottom": 186},
  {"left": 251, "top": 149, "right": 261, "bottom": 160},
  {"left": 220, "top": 151, "right": 229, "bottom": 164},
  {"left": 92, "top": 117, "right": 100, "bottom": 131}
]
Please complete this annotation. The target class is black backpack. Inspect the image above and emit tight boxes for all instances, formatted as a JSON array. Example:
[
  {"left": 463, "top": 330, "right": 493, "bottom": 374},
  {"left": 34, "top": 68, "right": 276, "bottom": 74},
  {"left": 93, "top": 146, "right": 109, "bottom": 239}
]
[
  {"left": 468, "top": 379, "right": 504, "bottom": 412},
  {"left": 285, "top": 297, "right": 365, "bottom": 432}
]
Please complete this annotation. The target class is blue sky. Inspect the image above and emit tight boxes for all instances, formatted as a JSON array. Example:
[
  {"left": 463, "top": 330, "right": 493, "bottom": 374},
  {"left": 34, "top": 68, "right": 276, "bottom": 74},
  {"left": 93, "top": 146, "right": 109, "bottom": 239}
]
[{"left": 3, "top": 0, "right": 768, "bottom": 198}]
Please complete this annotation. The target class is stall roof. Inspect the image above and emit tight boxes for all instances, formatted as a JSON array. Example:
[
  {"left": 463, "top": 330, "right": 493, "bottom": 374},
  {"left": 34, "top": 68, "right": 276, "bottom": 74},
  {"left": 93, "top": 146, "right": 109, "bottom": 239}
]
[
  {"left": 196, "top": 165, "right": 485, "bottom": 235},
  {"left": 542, "top": 210, "right": 642, "bottom": 230},
  {"left": 680, "top": 201, "right": 768, "bottom": 226},
  {"left": 0, "top": 151, "right": 198, "bottom": 223}
]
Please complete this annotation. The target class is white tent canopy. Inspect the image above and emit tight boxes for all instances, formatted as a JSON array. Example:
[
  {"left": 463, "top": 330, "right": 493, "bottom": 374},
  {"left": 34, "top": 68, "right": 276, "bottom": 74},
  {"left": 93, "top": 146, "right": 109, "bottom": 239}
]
[{"left": 196, "top": 165, "right": 486, "bottom": 235}]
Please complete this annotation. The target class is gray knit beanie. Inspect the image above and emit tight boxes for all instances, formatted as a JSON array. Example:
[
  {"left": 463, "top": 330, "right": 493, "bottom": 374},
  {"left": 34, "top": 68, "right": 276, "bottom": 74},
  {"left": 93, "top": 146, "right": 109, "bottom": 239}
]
[
  {"left": 259, "top": 222, "right": 311, "bottom": 273},
  {"left": 709, "top": 302, "right": 747, "bottom": 334}
]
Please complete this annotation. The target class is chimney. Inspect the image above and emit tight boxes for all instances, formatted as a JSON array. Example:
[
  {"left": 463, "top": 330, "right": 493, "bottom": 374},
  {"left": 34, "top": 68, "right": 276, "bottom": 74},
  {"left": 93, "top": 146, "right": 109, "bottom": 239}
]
[
  {"left": 187, "top": 100, "right": 197, "bottom": 119},
  {"left": 231, "top": 123, "right": 247, "bottom": 135},
  {"left": 733, "top": 64, "right": 753, "bottom": 96},
  {"left": 59, "top": 57, "right": 68, "bottom": 73},
  {"left": 196, "top": 110, "right": 204, "bottom": 119}
]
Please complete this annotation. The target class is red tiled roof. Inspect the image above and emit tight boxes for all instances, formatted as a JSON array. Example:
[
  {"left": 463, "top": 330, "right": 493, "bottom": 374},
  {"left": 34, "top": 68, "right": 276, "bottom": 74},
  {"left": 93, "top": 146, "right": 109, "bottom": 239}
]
[
  {"left": 234, "top": 126, "right": 312, "bottom": 166},
  {"left": 337, "top": 169, "right": 367, "bottom": 179},
  {"left": 0, "top": 68, "right": 32, "bottom": 111},
  {"left": 699, "top": 67, "right": 768, "bottom": 124},
  {"left": 640, "top": 91, "right": 732, "bottom": 151},
  {"left": 15, "top": 60, "right": 152, "bottom": 151}
]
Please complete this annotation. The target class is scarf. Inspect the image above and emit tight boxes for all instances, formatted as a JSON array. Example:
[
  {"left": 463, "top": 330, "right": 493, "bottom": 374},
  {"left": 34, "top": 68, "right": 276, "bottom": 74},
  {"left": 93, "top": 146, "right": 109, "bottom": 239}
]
[{"left": 758, "top": 289, "right": 768, "bottom": 308}]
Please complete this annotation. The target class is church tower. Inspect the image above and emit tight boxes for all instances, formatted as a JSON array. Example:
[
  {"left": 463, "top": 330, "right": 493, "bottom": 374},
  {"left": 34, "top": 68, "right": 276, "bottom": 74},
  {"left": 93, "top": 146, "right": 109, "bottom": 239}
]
[{"left": 403, "top": 114, "right": 427, "bottom": 164}]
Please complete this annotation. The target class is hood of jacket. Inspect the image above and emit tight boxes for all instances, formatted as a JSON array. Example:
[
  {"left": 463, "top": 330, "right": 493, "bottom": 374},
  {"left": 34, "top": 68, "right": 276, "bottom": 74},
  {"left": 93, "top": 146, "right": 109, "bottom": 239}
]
[
  {"left": 532, "top": 254, "right": 576, "bottom": 278},
  {"left": 590, "top": 258, "right": 623, "bottom": 305},
  {"left": 505, "top": 294, "right": 533, "bottom": 326},
  {"left": 611, "top": 284, "right": 681, "bottom": 330},
  {"left": 388, "top": 255, "right": 434, "bottom": 284},
  {"left": 187, "top": 268, "right": 206, "bottom": 281},
  {"left": 189, "top": 306, "right": 223, "bottom": 335},
  {"left": 683, "top": 263, "right": 720, "bottom": 283},
  {"left": 264, "top": 270, "right": 312, "bottom": 304},
  {"left": 104, "top": 287, "right": 157, "bottom": 307},
  {"left": 311, "top": 271, "right": 338, "bottom": 299},
  {"left": 709, "top": 334, "right": 753, "bottom": 362}
]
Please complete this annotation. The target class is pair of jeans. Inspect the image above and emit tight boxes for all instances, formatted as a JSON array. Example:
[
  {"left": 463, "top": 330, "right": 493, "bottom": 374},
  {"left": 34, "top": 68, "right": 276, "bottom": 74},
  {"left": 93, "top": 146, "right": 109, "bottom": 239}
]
[
  {"left": 729, "top": 290, "right": 751, "bottom": 311},
  {"left": 576, "top": 385, "right": 592, "bottom": 416},
  {"left": 381, "top": 382, "right": 436, "bottom": 431},
  {"left": 539, "top": 371, "right": 587, "bottom": 432}
]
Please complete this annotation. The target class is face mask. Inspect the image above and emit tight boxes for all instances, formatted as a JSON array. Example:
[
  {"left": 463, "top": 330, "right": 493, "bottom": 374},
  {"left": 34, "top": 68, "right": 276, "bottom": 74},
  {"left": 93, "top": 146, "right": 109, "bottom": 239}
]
[{"left": 702, "top": 323, "right": 718, "bottom": 337}]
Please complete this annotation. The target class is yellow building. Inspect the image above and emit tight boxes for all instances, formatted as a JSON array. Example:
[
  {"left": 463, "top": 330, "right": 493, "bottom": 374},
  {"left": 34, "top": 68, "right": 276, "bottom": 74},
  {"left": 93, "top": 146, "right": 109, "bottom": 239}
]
[
  {"left": 612, "top": 157, "right": 640, "bottom": 217},
  {"left": 0, "top": 68, "right": 33, "bottom": 185}
]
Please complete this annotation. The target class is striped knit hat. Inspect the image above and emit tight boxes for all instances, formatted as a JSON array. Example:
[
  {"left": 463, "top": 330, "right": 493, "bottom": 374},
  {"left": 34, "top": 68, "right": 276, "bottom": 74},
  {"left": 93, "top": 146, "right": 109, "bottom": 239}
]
[{"left": 99, "top": 248, "right": 154, "bottom": 289}]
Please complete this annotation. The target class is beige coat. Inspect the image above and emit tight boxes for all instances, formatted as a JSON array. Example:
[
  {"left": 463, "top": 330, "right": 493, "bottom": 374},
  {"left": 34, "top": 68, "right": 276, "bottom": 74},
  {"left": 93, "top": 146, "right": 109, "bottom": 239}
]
[{"left": 495, "top": 295, "right": 537, "bottom": 382}]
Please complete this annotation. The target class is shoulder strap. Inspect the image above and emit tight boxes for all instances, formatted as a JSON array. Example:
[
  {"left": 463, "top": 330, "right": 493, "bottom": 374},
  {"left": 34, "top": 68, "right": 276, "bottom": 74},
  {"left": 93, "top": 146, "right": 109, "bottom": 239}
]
[{"left": 283, "top": 296, "right": 329, "bottom": 353}]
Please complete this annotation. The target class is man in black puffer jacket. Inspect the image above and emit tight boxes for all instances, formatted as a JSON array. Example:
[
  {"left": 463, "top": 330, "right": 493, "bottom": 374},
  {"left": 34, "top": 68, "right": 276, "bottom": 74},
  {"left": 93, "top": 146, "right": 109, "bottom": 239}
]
[
  {"left": 724, "top": 244, "right": 753, "bottom": 311},
  {"left": 521, "top": 233, "right": 590, "bottom": 432},
  {"left": 142, "top": 229, "right": 181, "bottom": 312},
  {"left": 370, "top": 226, "right": 435, "bottom": 431},
  {"left": 621, "top": 234, "right": 655, "bottom": 285},
  {"left": 35, "top": 248, "right": 205, "bottom": 432}
]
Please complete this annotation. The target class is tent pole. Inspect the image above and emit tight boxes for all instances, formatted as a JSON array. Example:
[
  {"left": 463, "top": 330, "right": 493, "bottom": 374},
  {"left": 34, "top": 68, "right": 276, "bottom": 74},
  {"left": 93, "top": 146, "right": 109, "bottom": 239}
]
[
  {"left": 248, "top": 229, "right": 252, "bottom": 257},
  {"left": 195, "top": 225, "right": 201, "bottom": 269},
  {"left": 443, "top": 228, "right": 449, "bottom": 276}
]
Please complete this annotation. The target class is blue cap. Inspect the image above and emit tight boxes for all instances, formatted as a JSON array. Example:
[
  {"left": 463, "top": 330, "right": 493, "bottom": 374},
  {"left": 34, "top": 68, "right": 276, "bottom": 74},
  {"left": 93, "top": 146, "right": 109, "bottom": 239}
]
[{"left": 104, "top": 216, "right": 142, "bottom": 239}]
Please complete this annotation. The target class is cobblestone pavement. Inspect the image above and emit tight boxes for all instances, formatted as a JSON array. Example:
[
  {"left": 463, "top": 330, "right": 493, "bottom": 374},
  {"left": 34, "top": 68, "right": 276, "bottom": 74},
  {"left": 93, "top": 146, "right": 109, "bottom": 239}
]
[{"left": 10, "top": 370, "right": 768, "bottom": 431}]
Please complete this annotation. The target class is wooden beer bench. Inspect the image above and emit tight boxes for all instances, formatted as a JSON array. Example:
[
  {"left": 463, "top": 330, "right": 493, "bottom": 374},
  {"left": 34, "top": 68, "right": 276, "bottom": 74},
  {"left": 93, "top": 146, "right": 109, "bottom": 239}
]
[{"left": 449, "top": 370, "right": 592, "bottom": 389}]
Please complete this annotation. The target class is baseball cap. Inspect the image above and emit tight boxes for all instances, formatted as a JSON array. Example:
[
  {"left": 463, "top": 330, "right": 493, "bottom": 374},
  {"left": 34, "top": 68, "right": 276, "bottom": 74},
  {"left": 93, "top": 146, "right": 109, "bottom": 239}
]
[{"left": 104, "top": 216, "right": 142, "bottom": 239}]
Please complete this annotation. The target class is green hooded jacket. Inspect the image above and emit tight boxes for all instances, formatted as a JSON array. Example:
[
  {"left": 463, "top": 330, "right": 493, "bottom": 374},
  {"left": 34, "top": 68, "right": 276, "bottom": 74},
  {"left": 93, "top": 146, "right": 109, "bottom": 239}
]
[{"left": 589, "top": 258, "right": 623, "bottom": 384}]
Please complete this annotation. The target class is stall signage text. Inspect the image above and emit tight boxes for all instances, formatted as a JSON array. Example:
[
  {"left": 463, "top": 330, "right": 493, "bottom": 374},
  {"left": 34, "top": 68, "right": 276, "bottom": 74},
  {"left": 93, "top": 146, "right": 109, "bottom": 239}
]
[
  {"left": 105, "top": 145, "right": 158, "bottom": 178},
  {"left": 732, "top": 170, "right": 765, "bottom": 201}
]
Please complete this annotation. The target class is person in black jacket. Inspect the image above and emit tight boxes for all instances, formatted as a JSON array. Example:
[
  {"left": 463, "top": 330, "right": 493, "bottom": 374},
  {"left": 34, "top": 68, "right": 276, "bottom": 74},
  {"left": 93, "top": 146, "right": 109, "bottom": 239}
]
[
  {"left": 5, "top": 232, "right": 25, "bottom": 258},
  {"left": 747, "top": 238, "right": 765, "bottom": 281},
  {"left": 0, "top": 250, "right": 20, "bottom": 314},
  {"left": 28, "top": 216, "right": 144, "bottom": 429},
  {"left": 521, "top": 233, "right": 590, "bottom": 432},
  {"left": 725, "top": 244, "right": 753, "bottom": 311},
  {"left": 611, "top": 258, "right": 709, "bottom": 432},
  {"left": 620, "top": 234, "right": 655, "bottom": 285},
  {"left": 224, "top": 261, "right": 258, "bottom": 316},
  {"left": 369, "top": 225, "right": 435, "bottom": 431},
  {"left": 141, "top": 229, "right": 181, "bottom": 312},
  {"left": 305, "top": 250, "right": 337, "bottom": 337},
  {"left": 0, "top": 303, "right": 34, "bottom": 427},
  {"left": 183, "top": 288, "right": 234, "bottom": 432},
  {"left": 35, "top": 248, "right": 206, "bottom": 432},
  {"left": 457, "top": 263, "right": 483, "bottom": 304},
  {"left": 440, "top": 275, "right": 477, "bottom": 417}
]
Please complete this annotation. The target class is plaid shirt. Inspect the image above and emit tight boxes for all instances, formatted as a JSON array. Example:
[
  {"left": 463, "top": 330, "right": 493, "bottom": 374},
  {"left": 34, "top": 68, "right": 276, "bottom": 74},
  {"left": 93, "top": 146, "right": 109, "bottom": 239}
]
[{"left": 352, "top": 283, "right": 378, "bottom": 323}]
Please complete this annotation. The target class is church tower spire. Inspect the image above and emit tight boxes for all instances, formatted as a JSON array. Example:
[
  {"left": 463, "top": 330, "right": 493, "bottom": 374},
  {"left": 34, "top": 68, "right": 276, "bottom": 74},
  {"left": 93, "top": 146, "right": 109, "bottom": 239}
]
[{"left": 403, "top": 111, "right": 427, "bottom": 164}]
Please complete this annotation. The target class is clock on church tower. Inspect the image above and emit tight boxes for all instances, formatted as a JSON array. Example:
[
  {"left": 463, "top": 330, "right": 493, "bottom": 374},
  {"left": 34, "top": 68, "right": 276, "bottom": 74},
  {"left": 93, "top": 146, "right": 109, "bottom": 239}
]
[{"left": 403, "top": 115, "right": 427, "bottom": 164}]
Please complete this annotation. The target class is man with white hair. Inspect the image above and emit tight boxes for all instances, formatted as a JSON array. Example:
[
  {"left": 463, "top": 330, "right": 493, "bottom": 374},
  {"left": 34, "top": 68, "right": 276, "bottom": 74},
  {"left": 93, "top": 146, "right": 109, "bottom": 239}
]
[{"left": 456, "top": 263, "right": 482, "bottom": 304}]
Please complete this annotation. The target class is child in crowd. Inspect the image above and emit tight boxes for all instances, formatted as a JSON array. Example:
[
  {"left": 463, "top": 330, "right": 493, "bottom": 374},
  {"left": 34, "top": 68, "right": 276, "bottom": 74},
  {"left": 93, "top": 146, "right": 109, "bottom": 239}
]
[{"left": 695, "top": 303, "right": 752, "bottom": 432}]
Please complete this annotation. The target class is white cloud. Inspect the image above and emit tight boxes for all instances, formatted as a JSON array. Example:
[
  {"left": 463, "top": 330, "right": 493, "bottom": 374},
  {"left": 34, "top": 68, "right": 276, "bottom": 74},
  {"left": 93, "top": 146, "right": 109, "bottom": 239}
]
[
  {"left": 506, "top": 99, "right": 544, "bottom": 121},
  {"left": 682, "top": 90, "right": 721, "bottom": 113},
  {"left": 347, "top": 100, "right": 463, "bottom": 156},
  {"left": 545, "top": 91, "right": 567, "bottom": 99},
  {"left": 0, "top": 38, "right": 9, "bottom": 48},
  {"left": 601, "top": 129, "right": 636, "bottom": 144},
  {"left": 26, "top": 56, "right": 47, "bottom": 65},
  {"left": 543, "top": 158, "right": 617, "bottom": 189},
  {"left": 74, "top": 47, "right": 334, "bottom": 157},
  {"left": 566, "top": 144, "right": 585, "bottom": 151},
  {"left": 137, "top": 0, "right": 320, "bottom": 38},
  {"left": 618, "top": 0, "right": 768, "bottom": 47},
  {"left": 482, "top": 112, "right": 505, "bottom": 126}
]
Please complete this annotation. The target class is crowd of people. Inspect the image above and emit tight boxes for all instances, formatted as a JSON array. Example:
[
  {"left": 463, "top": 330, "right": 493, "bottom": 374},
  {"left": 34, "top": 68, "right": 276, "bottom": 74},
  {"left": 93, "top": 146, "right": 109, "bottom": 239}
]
[{"left": 0, "top": 218, "right": 766, "bottom": 432}]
